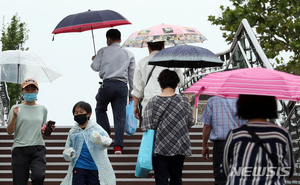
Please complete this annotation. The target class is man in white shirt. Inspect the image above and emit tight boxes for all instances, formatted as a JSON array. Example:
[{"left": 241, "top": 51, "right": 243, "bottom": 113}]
[
  {"left": 91, "top": 29, "right": 135, "bottom": 154},
  {"left": 132, "top": 41, "right": 184, "bottom": 122}
]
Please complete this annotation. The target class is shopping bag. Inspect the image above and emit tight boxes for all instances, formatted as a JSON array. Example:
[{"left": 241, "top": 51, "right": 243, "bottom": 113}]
[
  {"left": 125, "top": 100, "right": 137, "bottom": 136},
  {"left": 135, "top": 129, "right": 155, "bottom": 178}
]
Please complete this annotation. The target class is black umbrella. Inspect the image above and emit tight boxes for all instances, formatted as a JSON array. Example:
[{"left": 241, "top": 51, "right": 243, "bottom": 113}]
[
  {"left": 148, "top": 45, "right": 223, "bottom": 68},
  {"left": 52, "top": 9, "right": 131, "bottom": 54}
]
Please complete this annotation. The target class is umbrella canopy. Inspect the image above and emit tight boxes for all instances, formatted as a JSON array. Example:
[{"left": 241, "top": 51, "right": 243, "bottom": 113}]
[
  {"left": 184, "top": 67, "right": 300, "bottom": 106},
  {"left": 52, "top": 9, "right": 131, "bottom": 54},
  {"left": 122, "top": 23, "right": 207, "bottom": 48},
  {"left": 0, "top": 50, "right": 62, "bottom": 84},
  {"left": 148, "top": 45, "right": 223, "bottom": 68},
  {"left": 52, "top": 9, "right": 131, "bottom": 34}
]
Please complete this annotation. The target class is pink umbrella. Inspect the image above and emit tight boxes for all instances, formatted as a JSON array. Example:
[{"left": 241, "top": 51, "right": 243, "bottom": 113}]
[
  {"left": 122, "top": 23, "right": 207, "bottom": 48},
  {"left": 184, "top": 67, "right": 300, "bottom": 107}
]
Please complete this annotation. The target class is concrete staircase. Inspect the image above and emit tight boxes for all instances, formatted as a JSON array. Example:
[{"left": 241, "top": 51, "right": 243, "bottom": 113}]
[{"left": 0, "top": 125, "right": 214, "bottom": 185}]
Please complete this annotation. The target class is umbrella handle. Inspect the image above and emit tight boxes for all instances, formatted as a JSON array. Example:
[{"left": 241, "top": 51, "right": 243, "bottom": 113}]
[
  {"left": 91, "top": 27, "right": 96, "bottom": 55},
  {"left": 194, "top": 86, "right": 205, "bottom": 107},
  {"left": 195, "top": 93, "right": 200, "bottom": 107}
]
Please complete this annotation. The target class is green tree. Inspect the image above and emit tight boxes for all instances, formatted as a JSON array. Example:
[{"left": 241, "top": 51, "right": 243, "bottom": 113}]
[
  {"left": 1, "top": 13, "right": 29, "bottom": 107},
  {"left": 208, "top": 0, "right": 300, "bottom": 74}
]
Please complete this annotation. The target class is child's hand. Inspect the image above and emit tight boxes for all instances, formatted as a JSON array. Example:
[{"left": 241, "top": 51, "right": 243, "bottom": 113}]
[
  {"left": 90, "top": 131, "right": 112, "bottom": 148},
  {"left": 94, "top": 133, "right": 102, "bottom": 143},
  {"left": 91, "top": 131, "right": 102, "bottom": 144},
  {"left": 63, "top": 147, "right": 75, "bottom": 161}
]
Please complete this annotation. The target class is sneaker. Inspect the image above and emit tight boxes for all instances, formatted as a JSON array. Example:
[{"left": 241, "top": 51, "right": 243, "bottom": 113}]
[{"left": 114, "top": 146, "right": 122, "bottom": 154}]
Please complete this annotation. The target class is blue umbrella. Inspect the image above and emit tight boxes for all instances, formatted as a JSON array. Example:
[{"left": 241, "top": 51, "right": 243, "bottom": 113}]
[{"left": 148, "top": 45, "right": 223, "bottom": 68}]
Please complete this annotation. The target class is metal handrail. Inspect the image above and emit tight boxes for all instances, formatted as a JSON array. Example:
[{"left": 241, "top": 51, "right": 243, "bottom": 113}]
[{"left": 181, "top": 19, "right": 300, "bottom": 180}]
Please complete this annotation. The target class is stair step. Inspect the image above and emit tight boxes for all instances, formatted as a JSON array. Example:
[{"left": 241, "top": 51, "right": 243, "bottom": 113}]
[
  {"left": 0, "top": 178, "right": 215, "bottom": 185},
  {"left": 0, "top": 126, "right": 218, "bottom": 185}
]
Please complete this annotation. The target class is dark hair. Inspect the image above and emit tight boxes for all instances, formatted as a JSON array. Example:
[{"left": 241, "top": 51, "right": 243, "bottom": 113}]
[
  {"left": 236, "top": 94, "right": 278, "bottom": 120},
  {"left": 72, "top": 101, "right": 92, "bottom": 115},
  {"left": 147, "top": 41, "right": 164, "bottom": 51},
  {"left": 106, "top": 29, "right": 121, "bottom": 41},
  {"left": 157, "top": 69, "right": 180, "bottom": 89}
]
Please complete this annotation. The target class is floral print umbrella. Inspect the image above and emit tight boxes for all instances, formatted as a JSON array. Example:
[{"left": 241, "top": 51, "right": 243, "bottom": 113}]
[{"left": 122, "top": 24, "right": 207, "bottom": 48}]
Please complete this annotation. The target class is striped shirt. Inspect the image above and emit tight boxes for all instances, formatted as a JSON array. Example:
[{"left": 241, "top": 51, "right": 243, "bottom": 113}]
[
  {"left": 141, "top": 94, "right": 194, "bottom": 156},
  {"left": 223, "top": 122, "right": 295, "bottom": 185},
  {"left": 200, "top": 96, "right": 247, "bottom": 140}
]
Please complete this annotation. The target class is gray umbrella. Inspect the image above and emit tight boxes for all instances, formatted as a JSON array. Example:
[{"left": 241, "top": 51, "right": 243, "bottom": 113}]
[{"left": 148, "top": 44, "right": 223, "bottom": 68}]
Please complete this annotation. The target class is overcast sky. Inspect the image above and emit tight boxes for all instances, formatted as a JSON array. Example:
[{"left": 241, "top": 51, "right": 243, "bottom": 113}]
[{"left": 1, "top": 0, "right": 234, "bottom": 126}]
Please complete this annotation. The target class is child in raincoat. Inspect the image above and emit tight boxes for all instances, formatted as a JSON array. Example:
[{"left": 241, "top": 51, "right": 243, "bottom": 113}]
[{"left": 61, "top": 101, "right": 116, "bottom": 185}]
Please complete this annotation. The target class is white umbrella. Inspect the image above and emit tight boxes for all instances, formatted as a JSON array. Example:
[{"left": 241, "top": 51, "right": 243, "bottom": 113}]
[{"left": 0, "top": 50, "right": 62, "bottom": 84}]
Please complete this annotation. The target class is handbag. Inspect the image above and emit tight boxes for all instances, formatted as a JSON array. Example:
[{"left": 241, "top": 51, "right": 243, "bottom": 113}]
[
  {"left": 135, "top": 96, "right": 173, "bottom": 178},
  {"left": 125, "top": 100, "right": 137, "bottom": 136},
  {"left": 135, "top": 129, "right": 155, "bottom": 177},
  {"left": 241, "top": 124, "right": 279, "bottom": 167}
]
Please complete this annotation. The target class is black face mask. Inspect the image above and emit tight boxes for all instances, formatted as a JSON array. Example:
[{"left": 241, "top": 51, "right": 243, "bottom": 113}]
[{"left": 74, "top": 114, "right": 88, "bottom": 125}]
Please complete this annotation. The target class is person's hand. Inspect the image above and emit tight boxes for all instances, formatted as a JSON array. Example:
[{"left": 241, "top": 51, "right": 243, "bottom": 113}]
[
  {"left": 51, "top": 124, "right": 56, "bottom": 131},
  {"left": 12, "top": 106, "right": 19, "bottom": 118},
  {"left": 90, "top": 131, "right": 103, "bottom": 144},
  {"left": 92, "top": 55, "right": 96, "bottom": 60},
  {"left": 70, "top": 151, "right": 74, "bottom": 157},
  {"left": 128, "top": 97, "right": 133, "bottom": 104},
  {"left": 134, "top": 107, "right": 139, "bottom": 120},
  {"left": 202, "top": 146, "right": 210, "bottom": 160},
  {"left": 94, "top": 132, "right": 102, "bottom": 144}
]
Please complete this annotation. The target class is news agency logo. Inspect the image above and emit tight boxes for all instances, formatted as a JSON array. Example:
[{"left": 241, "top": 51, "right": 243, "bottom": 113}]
[{"left": 229, "top": 167, "right": 290, "bottom": 177}]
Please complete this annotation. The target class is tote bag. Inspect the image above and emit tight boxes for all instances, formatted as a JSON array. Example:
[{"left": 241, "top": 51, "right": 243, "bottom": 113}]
[
  {"left": 135, "top": 129, "right": 155, "bottom": 177},
  {"left": 125, "top": 100, "right": 137, "bottom": 136}
]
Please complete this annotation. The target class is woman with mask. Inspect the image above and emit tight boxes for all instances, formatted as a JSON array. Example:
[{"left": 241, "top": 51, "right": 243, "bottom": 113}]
[
  {"left": 61, "top": 101, "right": 116, "bottom": 185},
  {"left": 6, "top": 78, "right": 54, "bottom": 185}
]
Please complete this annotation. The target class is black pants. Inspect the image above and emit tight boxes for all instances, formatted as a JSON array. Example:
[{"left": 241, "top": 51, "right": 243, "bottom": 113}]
[
  {"left": 213, "top": 140, "right": 227, "bottom": 185},
  {"left": 12, "top": 146, "right": 46, "bottom": 185},
  {"left": 152, "top": 154, "right": 185, "bottom": 185},
  {"left": 95, "top": 80, "right": 128, "bottom": 149},
  {"left": 72, "top": 167, "right": 100, "bottom": 185}
]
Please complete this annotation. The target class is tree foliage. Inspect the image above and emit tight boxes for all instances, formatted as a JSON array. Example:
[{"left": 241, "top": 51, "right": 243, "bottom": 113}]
[
  {"left": 208, "top": 0, "right": 300, "bottom": 74},
  {"left": 1, "top": 13, "right": 29, "bottom": 107}
]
